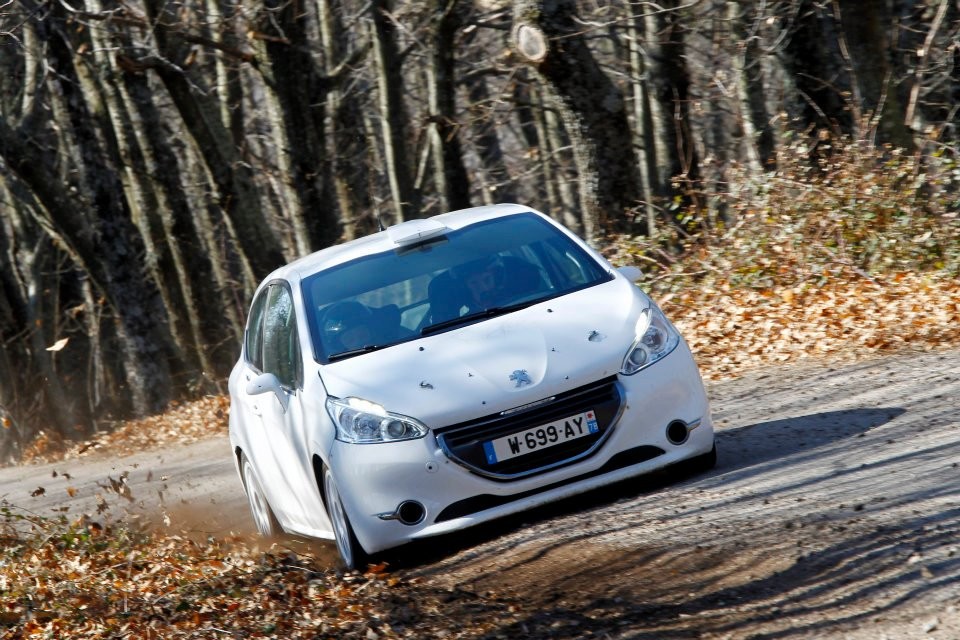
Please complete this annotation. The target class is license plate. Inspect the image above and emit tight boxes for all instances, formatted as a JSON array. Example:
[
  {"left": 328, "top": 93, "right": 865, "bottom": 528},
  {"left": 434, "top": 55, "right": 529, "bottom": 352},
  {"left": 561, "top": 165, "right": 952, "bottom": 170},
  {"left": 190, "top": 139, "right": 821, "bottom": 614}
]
[{"left": 483, "top": 410, "right": 599, "bottom": 464}]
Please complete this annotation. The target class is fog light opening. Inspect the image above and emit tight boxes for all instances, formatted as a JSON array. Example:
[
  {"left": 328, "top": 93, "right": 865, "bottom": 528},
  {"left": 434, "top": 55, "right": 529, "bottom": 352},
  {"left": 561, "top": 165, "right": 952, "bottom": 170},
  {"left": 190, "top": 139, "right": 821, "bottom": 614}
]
[
  {"left": 666, "top": 420, "right": 690, "bottom": 445},
  {"left": 397, "top": 500, "right": 426, "bottom": 526}
]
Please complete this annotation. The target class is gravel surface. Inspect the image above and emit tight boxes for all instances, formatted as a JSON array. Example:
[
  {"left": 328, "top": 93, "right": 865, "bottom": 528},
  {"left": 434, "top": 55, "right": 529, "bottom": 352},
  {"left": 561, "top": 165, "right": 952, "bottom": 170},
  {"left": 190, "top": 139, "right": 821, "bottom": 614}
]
[
  {"left": 3, "top": 348, "right": 959, "bottom": 638},
  {"left": 408, "top": 348, "right": 960, "bottom": 639}
]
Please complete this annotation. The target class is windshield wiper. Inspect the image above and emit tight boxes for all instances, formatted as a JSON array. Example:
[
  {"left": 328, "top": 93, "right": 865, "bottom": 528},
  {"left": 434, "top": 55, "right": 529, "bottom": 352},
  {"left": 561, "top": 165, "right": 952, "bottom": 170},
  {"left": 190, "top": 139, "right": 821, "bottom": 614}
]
[
  {"left": 327, "top": 344, "right": 384, "bottom": 362},
  {"left": 420, "top": 301, "right": 533, "bottom": 336}
]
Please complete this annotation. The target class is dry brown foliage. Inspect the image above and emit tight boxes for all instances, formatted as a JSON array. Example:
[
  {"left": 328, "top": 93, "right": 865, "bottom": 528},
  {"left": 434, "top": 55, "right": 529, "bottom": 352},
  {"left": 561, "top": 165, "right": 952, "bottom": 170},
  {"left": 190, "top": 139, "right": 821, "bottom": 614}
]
[
  {"left": 0, "top": 508, "right": 516, "bottom": 638},
  {"left": 665, "top": 272, "right": 960, "bottom": 380},
  {"left": 22, "top": 396, "right": 230, "bottom": 465}
]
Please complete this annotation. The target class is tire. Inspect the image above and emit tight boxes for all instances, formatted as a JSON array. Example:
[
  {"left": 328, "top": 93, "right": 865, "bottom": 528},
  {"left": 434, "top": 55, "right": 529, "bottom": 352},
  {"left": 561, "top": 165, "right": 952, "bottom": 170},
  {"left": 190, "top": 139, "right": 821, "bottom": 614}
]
[
  {"left": 322, "top": 467, "right": 370, "bottom": 571},
  {"left": 241, "top": 452, "right": 282, "bottom": 537}
]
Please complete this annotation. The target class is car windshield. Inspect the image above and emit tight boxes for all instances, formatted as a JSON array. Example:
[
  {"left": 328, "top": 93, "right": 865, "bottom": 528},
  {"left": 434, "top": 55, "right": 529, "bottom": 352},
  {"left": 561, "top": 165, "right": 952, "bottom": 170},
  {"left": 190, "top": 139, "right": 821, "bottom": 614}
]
[{"left": 301, "top": 212, "right": 611, "bottom": 362}]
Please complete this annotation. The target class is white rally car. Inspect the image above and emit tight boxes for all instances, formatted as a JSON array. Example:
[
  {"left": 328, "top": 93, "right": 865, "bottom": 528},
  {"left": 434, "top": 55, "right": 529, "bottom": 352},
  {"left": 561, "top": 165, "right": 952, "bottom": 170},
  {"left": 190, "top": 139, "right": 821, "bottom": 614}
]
[{"left": 228, "top": 204, "right": 715, "bottom": 569}]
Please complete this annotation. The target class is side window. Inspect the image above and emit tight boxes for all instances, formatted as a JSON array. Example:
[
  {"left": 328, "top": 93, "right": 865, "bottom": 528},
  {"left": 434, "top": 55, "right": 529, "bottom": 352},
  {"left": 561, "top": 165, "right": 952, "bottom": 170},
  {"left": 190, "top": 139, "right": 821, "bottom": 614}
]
[
  {"left": 245, "top": 289, "right": 268, "bottom": 371},
  {"left": 262, "top": 285, "right": 302, "bottom": 389}
]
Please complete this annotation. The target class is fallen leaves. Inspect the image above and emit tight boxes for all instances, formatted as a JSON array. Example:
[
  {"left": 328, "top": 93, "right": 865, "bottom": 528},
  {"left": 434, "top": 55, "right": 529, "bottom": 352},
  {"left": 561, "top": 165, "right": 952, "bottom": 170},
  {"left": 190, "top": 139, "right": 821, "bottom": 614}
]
[
  {"left": 1, "top": 474, "right": 523, "bottom": 640},
  {"left": 662, "top": 272, "right": 960, "bottom": 381},
  {"left": 22, "top": 395, "right": 230, "bottom": 465},
  {"left": 0, "top": 531, "right": 506, "bottom": 639},
  {"left": 99, "top": 473, "right": 134, "bottom": 502}
]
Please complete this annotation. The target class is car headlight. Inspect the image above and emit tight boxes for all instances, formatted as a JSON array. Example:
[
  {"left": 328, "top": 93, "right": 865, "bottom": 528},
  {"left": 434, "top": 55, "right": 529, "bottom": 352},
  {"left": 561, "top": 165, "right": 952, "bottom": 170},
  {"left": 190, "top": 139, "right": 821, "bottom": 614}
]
[
  {"left": 621, "top": 303, "right": 680, "bottom": 375},
  {"left": 325, "top": 397, "right": 428, "bottom": 444}
]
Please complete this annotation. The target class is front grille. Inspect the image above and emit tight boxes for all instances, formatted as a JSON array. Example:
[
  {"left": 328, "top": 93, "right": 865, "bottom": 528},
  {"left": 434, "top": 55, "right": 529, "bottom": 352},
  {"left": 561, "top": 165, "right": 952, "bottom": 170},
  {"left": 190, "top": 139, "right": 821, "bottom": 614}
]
[
  {"left": 434, "top": 445, "right": 665, "bottom": 523},
  {"left": 434, "top": 376, "right": 623, "bottom": 480}
]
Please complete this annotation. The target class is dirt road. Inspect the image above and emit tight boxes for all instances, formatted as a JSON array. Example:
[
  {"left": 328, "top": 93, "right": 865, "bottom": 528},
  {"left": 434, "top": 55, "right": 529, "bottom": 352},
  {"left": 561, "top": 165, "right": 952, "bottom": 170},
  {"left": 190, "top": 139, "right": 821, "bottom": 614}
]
[{"left": 3, "top": 349, "right": 959, "bottom": 638}]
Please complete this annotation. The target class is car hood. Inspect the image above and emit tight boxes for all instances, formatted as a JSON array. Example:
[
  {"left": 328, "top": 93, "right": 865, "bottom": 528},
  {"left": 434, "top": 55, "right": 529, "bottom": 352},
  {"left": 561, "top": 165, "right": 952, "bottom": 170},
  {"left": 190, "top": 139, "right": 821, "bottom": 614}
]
[{"left": 319, "top": 278, "right": 648, "bottom": 428}]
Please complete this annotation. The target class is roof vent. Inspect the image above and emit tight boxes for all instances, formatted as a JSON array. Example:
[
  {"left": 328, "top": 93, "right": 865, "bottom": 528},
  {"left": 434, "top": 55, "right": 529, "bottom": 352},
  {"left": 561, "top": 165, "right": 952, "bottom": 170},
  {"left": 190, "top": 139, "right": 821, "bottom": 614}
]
[{"left": 387, "top": 218, "right": 449, "bottom": 247}]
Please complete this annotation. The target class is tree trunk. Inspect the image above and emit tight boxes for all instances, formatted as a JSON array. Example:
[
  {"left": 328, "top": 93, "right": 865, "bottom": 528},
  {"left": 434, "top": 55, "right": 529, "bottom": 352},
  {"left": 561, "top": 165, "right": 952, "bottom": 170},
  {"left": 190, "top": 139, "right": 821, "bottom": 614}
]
[
  {"left": 512, "top": 0, "right": 642, "bottom": 243},
  {"left": 464, "top": 72, "right": 516, "bottom": 205},
  {"left": 643, "top": 0, "right": 697, "bottom": 215},
  {"left": 370, "top": 0, "right": 421, "bottom": 223},
  {"left": 81, "top": 4, "right": 214, "bottom": 389},
  {"left": 203, "top": 0, "right": 243, "bottom": 142},
  {"left": 317, "top": 0, "right": 360, "bottom": 240},
  {"left": 627, "top": 5, "right": 659, "bottom": 235},
  {"left": 0, "top": 111, "right": 173, "bottom": 417},
  {"left": 835, "top": 0, "right": 914, "bottom": 149},
  {"left": 427, "top": 0, "right": 471, "bottom": 213},
  {"left": 541, "top": 94, "right": 581, "bottom": 233},
  {"left": 781, "top": 1, "right": 849, "bottom": 137},
  {"left": 14, "top": 12, "right": 174, "bottom": 416},
  {"left": 257, "top": 0, "right": 342, "bottom": 252},
  {"left": 692, "top": 1, "right": 732, "bottom": 227},
  {"left": 0, "top": 261, "right": 27, "bottom": 461},
  {"left": 142, "top": 0, "right": 286, "bottom": 280},
  {"left": 0, "top": 195, "right": 83, "bottom": 446},
  {"left": 119, "top": 64, "right": 237, "bottom": 381},
  {"left": 460, "top": 15, "right": 515, "bottom": 206},
  {"left": 728, "top": 1, "right": 774, "bottom": 172}
]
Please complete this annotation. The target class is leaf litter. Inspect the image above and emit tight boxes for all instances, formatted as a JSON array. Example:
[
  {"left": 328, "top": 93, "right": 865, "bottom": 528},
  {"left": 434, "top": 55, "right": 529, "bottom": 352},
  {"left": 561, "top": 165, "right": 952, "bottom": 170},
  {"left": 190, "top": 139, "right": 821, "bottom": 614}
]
[
  {"left": 0, "top": 502, "right": 518, "bottom": 638},
  {"left": 5, "top": 270, "right": 960, "bottom": 637}
]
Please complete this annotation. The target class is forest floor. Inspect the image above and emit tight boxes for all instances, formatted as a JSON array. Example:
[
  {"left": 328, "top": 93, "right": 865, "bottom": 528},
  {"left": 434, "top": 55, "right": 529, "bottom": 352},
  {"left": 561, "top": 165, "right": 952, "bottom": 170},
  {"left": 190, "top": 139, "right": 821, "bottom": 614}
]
[{"left": 3, "top": 270, "right": 960, "bottom": 638}]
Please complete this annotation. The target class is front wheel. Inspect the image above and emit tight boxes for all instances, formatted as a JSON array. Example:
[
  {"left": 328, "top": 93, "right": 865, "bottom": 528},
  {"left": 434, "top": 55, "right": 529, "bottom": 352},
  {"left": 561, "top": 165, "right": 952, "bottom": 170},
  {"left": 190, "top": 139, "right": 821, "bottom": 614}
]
[
  {"left": 241, "top": 452, "right": 282, "bottom": 537},
  {"left": 323, "top": 467, "right": 370, "bottom": 571}
]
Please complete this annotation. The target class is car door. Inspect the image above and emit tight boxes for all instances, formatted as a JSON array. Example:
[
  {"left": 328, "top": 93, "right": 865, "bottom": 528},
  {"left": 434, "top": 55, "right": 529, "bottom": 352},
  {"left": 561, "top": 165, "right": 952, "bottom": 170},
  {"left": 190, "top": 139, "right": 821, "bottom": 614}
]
[{"left": 244, "top": 283, "right": 325, "bottom": 532}]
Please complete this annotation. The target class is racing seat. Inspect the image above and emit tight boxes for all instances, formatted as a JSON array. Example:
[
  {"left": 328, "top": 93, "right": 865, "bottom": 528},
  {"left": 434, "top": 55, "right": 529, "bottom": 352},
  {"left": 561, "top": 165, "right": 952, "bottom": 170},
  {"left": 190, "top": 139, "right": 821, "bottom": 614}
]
[
  {"left": 423, "top": 271, "right": 468, "bottom": 328},
  {"left": 499, "top": 256, "right": 546, "bottom": 299}
]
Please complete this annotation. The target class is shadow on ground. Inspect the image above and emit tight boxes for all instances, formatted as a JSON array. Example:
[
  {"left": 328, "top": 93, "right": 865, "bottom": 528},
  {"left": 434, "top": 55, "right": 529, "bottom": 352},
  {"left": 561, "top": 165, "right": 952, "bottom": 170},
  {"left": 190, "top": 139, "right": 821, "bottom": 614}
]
[
  {"left": 391, "top": 407, "right": 904, "bottom": 570},
  {"left": 462, "top": 505, "right": 960, "bottom": 639},
  {"left": 393, "top": 406, "right": 960, "bottom": 638}
]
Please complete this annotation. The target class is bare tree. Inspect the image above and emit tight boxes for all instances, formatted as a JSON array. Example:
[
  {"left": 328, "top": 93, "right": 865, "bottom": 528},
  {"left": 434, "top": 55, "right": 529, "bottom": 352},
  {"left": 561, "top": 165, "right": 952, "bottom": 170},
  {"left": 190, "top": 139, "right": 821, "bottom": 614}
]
[
  {"left": 511, "top": 0, "right": 642, "bottom": 243},
  {"left": 834, "top": 0, "right": 914, "bottom": 148},
  {"left": 142, "top": 0, "right": 286, "bottom": 280},
  {"left": 369, "top": 0, "right": 422, "bottom": 222},
  {"left": 643, "top": 0, "right": 698, "bottom": 219},
  {"left": 320, "top": 0, "right": 377, "bottom": 239},
  {"left": 425, "top": 0, "right": 472, "bottom": 212}
]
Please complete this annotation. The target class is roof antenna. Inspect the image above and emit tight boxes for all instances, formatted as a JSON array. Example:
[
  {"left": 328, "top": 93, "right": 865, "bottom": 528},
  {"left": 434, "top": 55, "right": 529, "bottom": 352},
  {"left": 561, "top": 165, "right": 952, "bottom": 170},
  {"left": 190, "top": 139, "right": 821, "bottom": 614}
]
[{"left": 377, "top": 213, "right": 386, "bottom": 232}]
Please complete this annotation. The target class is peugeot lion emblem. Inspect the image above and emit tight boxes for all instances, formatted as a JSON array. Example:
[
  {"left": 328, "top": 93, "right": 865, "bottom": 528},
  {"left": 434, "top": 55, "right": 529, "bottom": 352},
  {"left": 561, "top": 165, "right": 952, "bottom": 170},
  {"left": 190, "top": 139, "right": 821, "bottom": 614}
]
[{"left": 509, "top": 369, "right": 533, "bottom": 388}]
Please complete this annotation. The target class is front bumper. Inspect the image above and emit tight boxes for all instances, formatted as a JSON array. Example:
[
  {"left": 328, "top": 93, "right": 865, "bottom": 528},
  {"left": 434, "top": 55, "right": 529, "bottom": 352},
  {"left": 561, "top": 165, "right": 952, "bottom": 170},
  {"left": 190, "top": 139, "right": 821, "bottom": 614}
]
[{"left": 327, "top": 341, "right": 714, "bottom": 554}]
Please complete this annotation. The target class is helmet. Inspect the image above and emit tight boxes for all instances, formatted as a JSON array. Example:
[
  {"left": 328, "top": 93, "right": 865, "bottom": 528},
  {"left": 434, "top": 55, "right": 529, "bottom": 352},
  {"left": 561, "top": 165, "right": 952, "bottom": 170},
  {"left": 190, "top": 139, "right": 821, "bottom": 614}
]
[
  {"left": 453, "top": 255, "right": 500, "bottom": 281},
  {"left": 322, "top": 301, "right": 372, "bottom": 346}
]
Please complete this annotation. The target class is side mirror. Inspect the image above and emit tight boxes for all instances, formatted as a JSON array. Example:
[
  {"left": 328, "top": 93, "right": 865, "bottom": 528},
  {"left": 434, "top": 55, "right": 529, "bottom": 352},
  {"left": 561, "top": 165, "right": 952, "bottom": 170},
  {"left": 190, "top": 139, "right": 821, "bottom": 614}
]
[
  {"left": 617, "top": 265, "right": 642, "bottom": 282},
  {"left": 246, "top": 372, "right": 289, "bottom": 413}
]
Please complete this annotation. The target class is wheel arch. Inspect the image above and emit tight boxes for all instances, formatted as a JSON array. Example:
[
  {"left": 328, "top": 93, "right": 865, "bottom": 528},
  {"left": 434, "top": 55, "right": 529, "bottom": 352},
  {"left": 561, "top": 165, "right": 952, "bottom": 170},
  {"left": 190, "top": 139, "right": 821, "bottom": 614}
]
[
  {"left": 235, "top": 446, "right": 248, "bottom": 490},
  {"left": 312, "top": 453, "right": 331, "bottom": 514}
]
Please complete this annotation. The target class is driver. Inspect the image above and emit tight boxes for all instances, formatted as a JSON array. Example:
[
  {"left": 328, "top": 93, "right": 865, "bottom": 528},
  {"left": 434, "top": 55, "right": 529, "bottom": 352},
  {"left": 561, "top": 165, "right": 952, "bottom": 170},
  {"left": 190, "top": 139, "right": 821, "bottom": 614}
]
[
  {"left": 456, "top": 256, "right": 505, "bottom": 310},
  {"left": 322, "top": 301, "right": 373, "bottom": 353}
]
